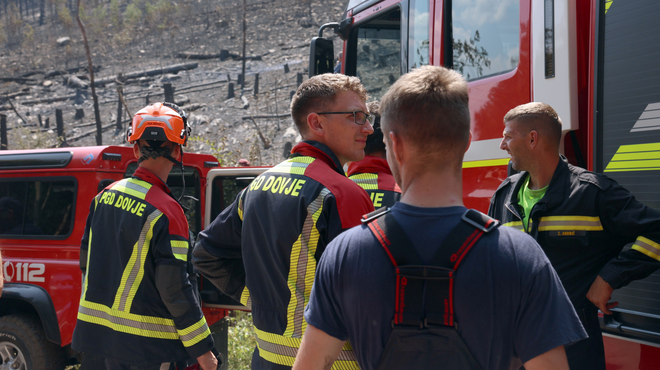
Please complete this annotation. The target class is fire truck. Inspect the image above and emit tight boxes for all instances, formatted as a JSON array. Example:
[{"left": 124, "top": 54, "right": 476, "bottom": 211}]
[
  {"left": 310, "top": 0, "right": 660, "bottom": 368},
  {"left": 0, "top": 145, "right": 269, "bottom": 370}
]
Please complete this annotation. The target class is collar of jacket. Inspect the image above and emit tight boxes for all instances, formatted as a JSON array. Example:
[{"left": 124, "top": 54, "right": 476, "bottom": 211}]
[
  {"left": 132, "top": 166, "right": 172, "bottom": 195},
  {"left": 290, "top": 141, "right": 345, "bottom": 176},
  {"left": 506, "top": 155, "right": 570, "bottom": 214},
  {"left": 346, "top": 155, "right": 392, "bottom": 177}
]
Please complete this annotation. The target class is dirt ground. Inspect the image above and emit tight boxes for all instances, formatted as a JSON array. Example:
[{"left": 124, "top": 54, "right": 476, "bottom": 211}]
[{"left": 0, "top": 0, "right": 347, "bottom": 166}]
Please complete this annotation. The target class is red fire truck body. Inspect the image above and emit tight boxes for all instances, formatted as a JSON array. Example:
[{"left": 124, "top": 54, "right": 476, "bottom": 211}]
[
  {"left": 310, "top": 0, "right": 660, "bottom": 368},
  {"left": 0, "top": 146, "right": 229, "bottom": 369}
]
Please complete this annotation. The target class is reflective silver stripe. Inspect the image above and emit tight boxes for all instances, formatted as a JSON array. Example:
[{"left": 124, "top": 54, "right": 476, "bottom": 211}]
[
  {"left": 117, "top": 210, "right": 163, "bottom": 311},
  {"left": 171, "top": 247, "right": 188, "bottom": 255},
  {"left": 136, "top": 115, "right": 174, "bottom": 130},
  {"left": 125, "top": 179, "right": 150, "bottom": 195},
  {"left": 179, "top": 321, "right": 210, "bottom": 343},
  {"left": 290, "top": 187, "right": 330, "bottom": 337},
  {"left": 79, "top": 304, "right": 177, "bottom": 334},
  {"left": 256, "top": 336, "right": 299, "bottom": 358}
]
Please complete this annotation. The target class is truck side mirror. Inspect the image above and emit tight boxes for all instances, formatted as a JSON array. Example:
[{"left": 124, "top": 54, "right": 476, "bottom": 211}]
[{"left": 309, "top": 37, "right": 334, "bottom": 78}]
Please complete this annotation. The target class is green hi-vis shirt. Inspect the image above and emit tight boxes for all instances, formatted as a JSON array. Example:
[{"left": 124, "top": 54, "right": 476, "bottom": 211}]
[{"left": 518, "top": 175, "right": 548, "bottom": 231}]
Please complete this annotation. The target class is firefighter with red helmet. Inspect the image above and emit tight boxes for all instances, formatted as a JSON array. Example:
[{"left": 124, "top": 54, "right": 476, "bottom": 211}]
[{"left": 72, "top": 102, "right": 218, "bottom": 370}]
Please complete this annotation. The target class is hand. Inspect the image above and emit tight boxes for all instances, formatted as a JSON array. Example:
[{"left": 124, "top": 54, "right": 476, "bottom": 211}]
[
  {"left": 586, "top": 275, "right": 618, "bottom": 314},
  {"left": 197, "top": 351, "right": 218, "bottom": 370}
]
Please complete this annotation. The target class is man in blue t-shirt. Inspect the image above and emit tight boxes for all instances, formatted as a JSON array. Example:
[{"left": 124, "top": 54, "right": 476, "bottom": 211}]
[{"left": 292, "top": 66, "right": 587, "bottom": 370}]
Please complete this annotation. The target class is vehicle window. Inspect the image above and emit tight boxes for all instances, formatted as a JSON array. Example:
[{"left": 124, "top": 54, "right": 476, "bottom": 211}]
[
  {"left": 125, "top": 163, "right": 202, "bottom": 237},
  {"left": 452, "top": 0, "right": 519, "bottom": 80},
  {"left": 352, "top": 8, "right": 402, "bottom": 100},
  {"left": 409, "top": 0, "right": 430, "bottom": 70},
  {"left": 0, "top": 178, "right": 76, "bottom": 238},
  {"left": 210, "top": 176, "right": 257, "bottom": 222}
]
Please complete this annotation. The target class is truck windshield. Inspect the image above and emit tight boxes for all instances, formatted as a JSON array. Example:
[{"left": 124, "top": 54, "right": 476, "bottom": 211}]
[{"left": 350, "top": 8, "right": 402, "bottom": 100}]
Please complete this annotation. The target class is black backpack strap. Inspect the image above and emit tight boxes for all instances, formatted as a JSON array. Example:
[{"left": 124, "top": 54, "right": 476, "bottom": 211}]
[
  {"left": 424, "top": 209, "right": 499, "bottom": 327},
  {"left": 367, "top": 208, "right": 499, "bottom": 328},
  {"left": 367, "top": 211, "right": 425, "bottom": 326}
]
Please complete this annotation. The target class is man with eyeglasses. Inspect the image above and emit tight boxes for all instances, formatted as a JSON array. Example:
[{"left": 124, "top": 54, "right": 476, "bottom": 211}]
[{"left": 193, "top": 73, "right": 375, "bottom": 370}]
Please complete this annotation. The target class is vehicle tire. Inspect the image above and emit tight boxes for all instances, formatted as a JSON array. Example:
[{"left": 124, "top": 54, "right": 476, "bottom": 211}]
[{"left": 0, "top": 314, "right": 65, "bottom": 370}]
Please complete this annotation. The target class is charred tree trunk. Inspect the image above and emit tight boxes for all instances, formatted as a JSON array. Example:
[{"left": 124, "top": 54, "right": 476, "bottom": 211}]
[
  {"left": 76, "top": 0, "right": 103, "bottom": 145},
  {"left": 39, "top": 0, "right": 44, "bottom": 25}
]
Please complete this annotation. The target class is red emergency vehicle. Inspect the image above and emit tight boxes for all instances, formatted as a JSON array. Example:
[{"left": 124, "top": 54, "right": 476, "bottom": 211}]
[
  {"left": 310, "top": 0, "right": 660, "bottom": 368},
  {"left": 0, "top": 146, "right": 233, "bottom": 369}
]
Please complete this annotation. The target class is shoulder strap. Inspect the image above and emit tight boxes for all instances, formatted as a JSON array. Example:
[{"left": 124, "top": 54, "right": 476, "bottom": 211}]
[{"left": 366, "top": 208, "right": 499, "bottom": 328}]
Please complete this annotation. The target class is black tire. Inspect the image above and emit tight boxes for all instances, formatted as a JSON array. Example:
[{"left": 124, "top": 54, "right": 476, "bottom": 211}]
[{"left": 0, "top": 314, "right": 65, "bottom": 370}]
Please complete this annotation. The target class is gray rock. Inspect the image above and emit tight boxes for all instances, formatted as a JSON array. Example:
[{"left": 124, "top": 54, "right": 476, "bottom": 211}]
[{"left": 56, "top": 37, "right": 70, "bottom": 47}]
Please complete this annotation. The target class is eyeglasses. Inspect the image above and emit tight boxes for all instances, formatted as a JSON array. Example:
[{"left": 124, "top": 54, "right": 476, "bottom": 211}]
[{"left": 316, "top": 111, "right": 372, "bottom": 125}]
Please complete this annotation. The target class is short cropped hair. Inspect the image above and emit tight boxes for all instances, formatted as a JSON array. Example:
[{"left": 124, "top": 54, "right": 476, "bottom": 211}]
[
  {"left": 503, "top": 102, "right": 563, "bottom": 148},
  {"left": 364, "top": 101, "right": 385, "bottom": 155},
  {"left": 380, "top": 65, "right": 470, "bottom": 161},
  {"left": 290, "top": 73, "right": 368, "bottom": 134}
]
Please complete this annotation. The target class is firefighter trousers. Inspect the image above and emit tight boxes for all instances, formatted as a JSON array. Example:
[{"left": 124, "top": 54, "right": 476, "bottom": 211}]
[{"left": 565, "top": 308, "right": 606, "bottom": 370}]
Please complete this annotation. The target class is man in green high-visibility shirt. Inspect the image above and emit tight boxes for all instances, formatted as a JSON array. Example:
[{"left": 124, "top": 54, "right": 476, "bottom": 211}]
[{"left": 488, "top": 102, "right": 660, "bottom": 370}]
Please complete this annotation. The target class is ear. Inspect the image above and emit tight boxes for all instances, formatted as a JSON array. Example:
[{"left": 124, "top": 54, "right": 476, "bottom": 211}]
[
  {"left": 305, "top": 112, "right": 325, "bottom": 138},
  {"left": 133, "top": 143, "right": 141, "bottom": 159},
  {"left": 529, "top": 130, "right": 539, "bottom": 149},
  {"left": 465, "top": 131, "right": 473, "bottom": 153},
  {"left": 389, "top": 131, "right": 405, "bottom": 164},
  {"left": 172, "top": 144, "right": 182, "bottom": 160}
]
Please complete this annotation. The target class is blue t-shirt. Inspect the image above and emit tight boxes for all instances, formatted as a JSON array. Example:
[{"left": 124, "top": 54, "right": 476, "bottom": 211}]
[{"left": 305, "top": 203, "right": 587, "bottom": 370}]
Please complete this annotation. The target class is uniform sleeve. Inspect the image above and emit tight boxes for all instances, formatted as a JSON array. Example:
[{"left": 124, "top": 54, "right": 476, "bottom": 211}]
[
  {"left": 192, "top": 190, "right": 246, "bottom": 302},
  {"left": 152, "top": 213, "right": 215, "bottom": 360},
  {"left": 79, "top": 195, "right": 98, "bottom": 274},
  {"left": 597, "top": 181, "right": 660, "bottom": 289},
  {"left": 513, "top": 244, "right": 588, "bottom": 362},
  {"left": 304, "top": 233, "right": 350, "bottom": 341}
]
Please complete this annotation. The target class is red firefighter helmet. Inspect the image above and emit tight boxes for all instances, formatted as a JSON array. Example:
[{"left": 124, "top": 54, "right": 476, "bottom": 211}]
[{"left": 127, "top": 102, "right": 190, "bottom": 146}]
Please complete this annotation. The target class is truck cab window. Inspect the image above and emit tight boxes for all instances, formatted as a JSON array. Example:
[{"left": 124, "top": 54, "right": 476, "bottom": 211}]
[
  {"left": 451, "top": 0, "right": 519, "bottom": 80},
  {"left": 349, "top": 8, "right": 402, "bottom": 100},
  {"left": 0, "top": 179, "right": 76, "bottom": 238},
  {"left": 409, "top": 0, "right": 430, "bottom": 70}
]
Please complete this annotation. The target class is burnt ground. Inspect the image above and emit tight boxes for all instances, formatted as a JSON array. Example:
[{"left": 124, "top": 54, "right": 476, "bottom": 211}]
[{"left": 0, "top": 0, "right": 347, "bottom": 166}]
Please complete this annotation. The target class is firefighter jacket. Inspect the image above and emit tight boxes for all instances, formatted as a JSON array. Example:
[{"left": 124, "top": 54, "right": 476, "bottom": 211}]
[
  {"left": 488, "top": 157, "right": 660, "bottom": 310},
  {"left": 193, "top": 141, "right": 374, "bottom": 369},
  {"left": 347, "top": 155, "right": 402, "bottom": 208},
  {"left": 72, "top": 167, "right": 214, "bottom": 367}
]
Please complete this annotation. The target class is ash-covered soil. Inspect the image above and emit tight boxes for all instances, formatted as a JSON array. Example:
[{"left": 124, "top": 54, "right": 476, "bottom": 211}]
[{"left": 0, "top": 0, "right": 347, "bottom": 166}]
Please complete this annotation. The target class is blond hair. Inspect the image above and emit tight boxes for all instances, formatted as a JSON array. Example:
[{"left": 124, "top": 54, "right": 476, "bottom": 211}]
[
  {"left": 380, "top": 65, "right": 470, "bottom": 161},
  {"left": 290, "top": 73, "right": 368, "bottom": 134}
]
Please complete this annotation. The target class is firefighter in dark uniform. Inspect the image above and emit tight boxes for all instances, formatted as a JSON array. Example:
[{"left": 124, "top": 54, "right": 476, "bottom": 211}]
[
  {"left": 193, "top": 74, "right": 375, "bottom": 370},
  {"left": 73, "top": 103, "right": 217, "bottom": 370},
  {"left": 488, "top": 102, "right": 660, "bottom": 370},
  {"left": 347, "top": 101, "right": 401, "bottom": 208}
]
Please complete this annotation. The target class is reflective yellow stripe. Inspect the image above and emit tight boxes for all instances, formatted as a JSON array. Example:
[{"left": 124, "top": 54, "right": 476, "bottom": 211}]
[
  {"left": 632, "top": 236, "right": 660, "bottom": 262},
  {"left": 113, "top": 211, "right": 163, "bottom": 311},
  {"left": 605, "top": 0, "right": 613, "bottom": 14},
  {"left": 283, "top": 188, "right": 329, "bottom": 338},
  {"left": 267, "top": 156, "right": 314, "bottom": 175},
  {"left": 82, "top": 228, "right": 93, "bottom": 299},
  {"left": 171, "top": 240, "right": 189, "bottom": 262},
  {"left": 538, "top": 216, "right": 603, "bottom": 231},
  {"left": 604, "top": 142, "right": 660, "bottom": 172},
  {"left": 111, "top": 178, "right": 153, "bottom": 200},
  {"left": 349, "top": 173, "right": 378, "bottom": 190},
  {"left": 178, "top": 317, "right": 211, "bottom": 347},
  {"left": 238, "top": 192, "right": 244, "bottom": 221},
  {"left": 240, "top": 287, "right": 251, "bottom": 309},
  {"left": 78, "top": 300, "right": 178, "bottom": 339},
  {"left": 255, "top": 328, "right": 358, "bottom": 368},
  {"left": 503, "top": 221, "right": 525, "bottom": 231},
  {"left": 462, "top": 158, "right": 510, "bottom": 169}
]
